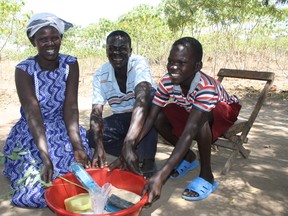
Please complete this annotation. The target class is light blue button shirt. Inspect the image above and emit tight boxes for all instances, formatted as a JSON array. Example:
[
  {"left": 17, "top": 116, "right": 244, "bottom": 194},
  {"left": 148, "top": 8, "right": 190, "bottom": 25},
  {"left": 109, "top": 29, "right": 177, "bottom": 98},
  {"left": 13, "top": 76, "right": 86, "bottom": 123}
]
[{"left": 92, "top": 54, "right": 156, "bottom": 113}]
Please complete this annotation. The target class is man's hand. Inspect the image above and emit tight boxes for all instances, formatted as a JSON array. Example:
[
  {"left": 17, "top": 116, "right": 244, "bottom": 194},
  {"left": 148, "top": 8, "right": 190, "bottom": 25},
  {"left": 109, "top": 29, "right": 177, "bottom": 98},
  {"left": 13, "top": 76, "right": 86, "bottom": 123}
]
[
  {"left": 108, "top": 157, "right": 123, "bottom": 171},
  {"left": 122, "top": 143, "right": 142, "bottom": 174},
  {"left": 108, "top": 144, "right": 141, "bottom": 175},
  {"left": 90, "top": 104, "right": 106, "bottom": 168},
  {"left": 91, "top": 144, "right": 107, "bottom": 168},
  {"left": 74, "top": 148, "right": 91, "bottom": 168}
]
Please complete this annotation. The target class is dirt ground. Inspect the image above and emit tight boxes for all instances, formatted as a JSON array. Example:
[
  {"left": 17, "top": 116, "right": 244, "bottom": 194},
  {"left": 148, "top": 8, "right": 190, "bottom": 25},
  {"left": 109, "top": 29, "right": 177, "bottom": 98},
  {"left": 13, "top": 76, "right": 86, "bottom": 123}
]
[{"left": 0, "top": 58, "right": 287, "bottom": 216}]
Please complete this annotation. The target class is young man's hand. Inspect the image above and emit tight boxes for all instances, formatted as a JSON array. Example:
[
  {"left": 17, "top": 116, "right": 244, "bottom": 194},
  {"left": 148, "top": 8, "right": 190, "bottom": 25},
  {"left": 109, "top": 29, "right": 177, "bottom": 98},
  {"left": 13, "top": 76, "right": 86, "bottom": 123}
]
[{"left": 142, "top": 172, "right": 162, "bottom": 205}]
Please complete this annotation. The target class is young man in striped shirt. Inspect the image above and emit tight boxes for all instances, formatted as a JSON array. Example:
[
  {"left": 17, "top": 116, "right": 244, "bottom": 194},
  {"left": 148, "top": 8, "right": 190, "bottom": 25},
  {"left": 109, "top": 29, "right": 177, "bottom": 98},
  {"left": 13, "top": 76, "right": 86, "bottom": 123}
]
[{"left": 116, "top": 37, "right": 241, "bottom": 203}]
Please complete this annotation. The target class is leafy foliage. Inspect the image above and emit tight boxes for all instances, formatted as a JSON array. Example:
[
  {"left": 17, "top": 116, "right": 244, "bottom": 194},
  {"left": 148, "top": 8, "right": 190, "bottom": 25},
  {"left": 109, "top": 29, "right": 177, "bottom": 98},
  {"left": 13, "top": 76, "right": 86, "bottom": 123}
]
[
  {"left": 62, "top": 19, "right": 116, "bottom": 59},
  {"left": 116, "top": 4, "right": 175, "bottom": 63},
  {"left": 161, "top": 0, "right": 288, "bottom": 74},
  {"left": 0, "top": 146, "right": 86, "bottom": 201},
  {"left": 1, "top": 0, "right": 287, "bottom": 74},
  {"left": 0, "top": 147, "right": 50, "bottom": 200},
  {"left": 0, "top": 0, "right": 30, "bottom": 57}
]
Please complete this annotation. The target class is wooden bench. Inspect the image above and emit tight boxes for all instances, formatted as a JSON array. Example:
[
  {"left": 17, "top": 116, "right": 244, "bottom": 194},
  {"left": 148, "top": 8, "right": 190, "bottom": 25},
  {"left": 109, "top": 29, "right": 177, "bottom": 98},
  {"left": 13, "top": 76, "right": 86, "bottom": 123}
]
[{"left": 213, "top": 68, "right": 275, "bottom": 175}]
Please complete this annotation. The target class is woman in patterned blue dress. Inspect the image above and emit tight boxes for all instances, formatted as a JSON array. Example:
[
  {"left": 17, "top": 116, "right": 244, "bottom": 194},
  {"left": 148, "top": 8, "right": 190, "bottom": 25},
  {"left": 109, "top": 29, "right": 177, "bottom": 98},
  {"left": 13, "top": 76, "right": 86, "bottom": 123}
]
[{"left": 3, "top": 13, "right": 93, "bottom": 208}]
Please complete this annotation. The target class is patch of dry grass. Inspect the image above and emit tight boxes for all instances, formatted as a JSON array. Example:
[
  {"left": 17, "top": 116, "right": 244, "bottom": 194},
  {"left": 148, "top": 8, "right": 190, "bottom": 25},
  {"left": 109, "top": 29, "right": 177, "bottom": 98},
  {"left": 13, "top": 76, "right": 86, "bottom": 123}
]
[{"left": 0, "top": 54, "right": 287, "bottom": 114}]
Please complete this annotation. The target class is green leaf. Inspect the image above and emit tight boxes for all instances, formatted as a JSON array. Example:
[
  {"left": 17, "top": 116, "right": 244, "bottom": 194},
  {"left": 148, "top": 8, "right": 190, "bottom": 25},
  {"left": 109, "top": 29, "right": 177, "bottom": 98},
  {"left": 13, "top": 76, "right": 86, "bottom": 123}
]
[
  {"left": 0, "top": 157, "right": 4, "bottom": 165},
  {"left": 0, "top": 152, "right": 4, "bottom": 165},
  {"left": 31, "top": 175, "right": 41, "bottom": 187},
  {"left": 6, "top": 153, "right": 20, "bottom": 160},
  {"left": 39, "top": 179, "right": 53, "bottom": 188},
  {"left": 12, "top": 147, "right": 22, "bottom": 153},
  {"left": 25, "top": 176, "right": 31, "bottom": 186},
  {"left": 16, "top": 177, "right": 25, "bottom": 185},
  {"left": 18, "top": 151, "right": 28, "bottom": 156},
  {"left": 23, "top": 166, "right": 34, "bottom": 179}
]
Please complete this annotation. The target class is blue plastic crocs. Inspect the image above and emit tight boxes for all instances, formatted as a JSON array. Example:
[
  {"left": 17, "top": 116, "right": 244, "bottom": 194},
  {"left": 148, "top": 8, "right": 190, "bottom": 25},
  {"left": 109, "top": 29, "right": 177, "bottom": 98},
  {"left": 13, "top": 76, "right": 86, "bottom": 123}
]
[
  {"left": 169, "top": 159, "right": 199, "bottom": 179},
  {"left": 181, "top": 177, "right": 218, "bottom": 201}
]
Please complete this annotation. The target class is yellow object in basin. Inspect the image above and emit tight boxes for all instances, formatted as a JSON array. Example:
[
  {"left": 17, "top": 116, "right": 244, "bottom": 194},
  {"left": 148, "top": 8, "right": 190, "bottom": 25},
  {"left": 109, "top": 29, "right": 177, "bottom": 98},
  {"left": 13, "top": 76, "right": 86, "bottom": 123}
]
[{"left": 64, "top": 193, "right": 92, "bottom": 213}]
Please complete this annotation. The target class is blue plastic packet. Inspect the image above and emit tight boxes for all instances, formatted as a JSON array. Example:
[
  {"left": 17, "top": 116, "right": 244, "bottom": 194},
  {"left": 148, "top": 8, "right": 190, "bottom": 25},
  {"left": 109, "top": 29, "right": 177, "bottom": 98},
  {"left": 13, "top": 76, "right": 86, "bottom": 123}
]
[
  {"left": 70, "top": 163, "right": 112, "bottom": 214},
  {"left": 70, "top": 163, "right": 101, "bottom": 193}
]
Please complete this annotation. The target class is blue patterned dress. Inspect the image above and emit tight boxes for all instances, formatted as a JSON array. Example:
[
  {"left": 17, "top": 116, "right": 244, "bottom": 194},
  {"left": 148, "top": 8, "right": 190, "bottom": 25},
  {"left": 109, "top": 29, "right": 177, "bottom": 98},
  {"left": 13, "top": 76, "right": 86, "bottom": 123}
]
[{"left": 3, "top": 54, "right": 93, "bottom": 208}]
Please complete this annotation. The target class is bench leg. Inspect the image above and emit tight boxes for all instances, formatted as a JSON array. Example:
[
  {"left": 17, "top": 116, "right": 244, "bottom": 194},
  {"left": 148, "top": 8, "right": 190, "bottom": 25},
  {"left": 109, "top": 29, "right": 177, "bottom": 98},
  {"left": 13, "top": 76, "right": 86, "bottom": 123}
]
[{"left": 221, "top": 150, "right": 239, "bottom": 175}]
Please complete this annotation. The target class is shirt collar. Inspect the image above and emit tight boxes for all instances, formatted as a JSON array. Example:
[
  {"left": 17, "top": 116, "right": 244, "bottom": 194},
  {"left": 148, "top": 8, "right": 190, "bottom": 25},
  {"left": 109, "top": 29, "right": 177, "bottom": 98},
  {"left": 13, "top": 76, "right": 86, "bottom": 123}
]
[
  {"left": 107, "top": 55, "right": 133, "bottom": 82},
  {"left": 174, "top": 71, "right": 201, "bottom": 93}
]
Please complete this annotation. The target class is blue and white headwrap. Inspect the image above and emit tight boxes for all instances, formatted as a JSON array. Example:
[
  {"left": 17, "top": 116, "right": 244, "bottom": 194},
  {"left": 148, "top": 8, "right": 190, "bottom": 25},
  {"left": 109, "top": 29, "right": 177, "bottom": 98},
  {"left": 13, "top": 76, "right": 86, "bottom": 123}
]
[{"left": 26, "top": 12, "right": 73, "bottom": 38}]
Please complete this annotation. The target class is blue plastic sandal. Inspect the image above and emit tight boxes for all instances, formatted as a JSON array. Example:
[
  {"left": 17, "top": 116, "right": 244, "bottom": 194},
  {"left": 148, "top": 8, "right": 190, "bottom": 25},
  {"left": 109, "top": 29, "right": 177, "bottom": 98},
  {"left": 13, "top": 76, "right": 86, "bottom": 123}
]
[
  {"left": 169, "top": 160, "right": 199, "bottom": 179},
  {"left": 181, "top": 177, "right": 218, "bottom": 201}
]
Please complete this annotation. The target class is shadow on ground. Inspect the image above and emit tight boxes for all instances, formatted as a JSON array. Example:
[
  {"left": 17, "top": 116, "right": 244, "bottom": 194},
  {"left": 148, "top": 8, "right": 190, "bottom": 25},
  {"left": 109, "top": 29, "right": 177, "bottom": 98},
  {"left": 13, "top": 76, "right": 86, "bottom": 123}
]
[{"left": 0, "top": 93, "right": 287, "bottom": 216}]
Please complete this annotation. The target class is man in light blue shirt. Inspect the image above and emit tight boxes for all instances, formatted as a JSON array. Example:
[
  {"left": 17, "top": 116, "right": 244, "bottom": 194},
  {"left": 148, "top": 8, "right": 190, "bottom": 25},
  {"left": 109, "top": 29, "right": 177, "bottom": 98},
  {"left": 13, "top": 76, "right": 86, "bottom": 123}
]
[{"left": 89, "top": 30, "right": 157, "bottom": 177}]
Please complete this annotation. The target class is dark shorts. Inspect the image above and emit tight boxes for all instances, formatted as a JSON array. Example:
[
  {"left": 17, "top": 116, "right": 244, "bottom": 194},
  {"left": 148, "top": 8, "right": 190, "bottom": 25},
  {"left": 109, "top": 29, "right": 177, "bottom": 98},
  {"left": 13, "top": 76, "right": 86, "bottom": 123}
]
[
  {"left": 101, "top": 112, "right": 158, "bottom": 161},
  {"left": 88, "top": 88, "right": 158, "bottom": 161},
  {"left": 162, "top": 102, "right": 241, "bottom": 142}
]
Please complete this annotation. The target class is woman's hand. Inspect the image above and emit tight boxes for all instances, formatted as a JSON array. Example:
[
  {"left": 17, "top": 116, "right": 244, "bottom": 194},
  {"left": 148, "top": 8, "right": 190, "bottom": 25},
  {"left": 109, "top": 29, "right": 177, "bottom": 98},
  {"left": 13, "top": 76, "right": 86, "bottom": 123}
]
[
  {"left": 74, "top": 148, "right": 91, "bottom": 168},
  {"left": 40, "top": 152, "right": 54, "bottom": 183}
]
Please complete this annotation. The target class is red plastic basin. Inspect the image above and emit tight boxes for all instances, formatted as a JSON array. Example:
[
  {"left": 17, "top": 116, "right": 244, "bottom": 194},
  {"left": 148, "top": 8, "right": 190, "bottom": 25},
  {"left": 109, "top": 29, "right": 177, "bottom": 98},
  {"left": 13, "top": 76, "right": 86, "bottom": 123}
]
[{"left": 45, "top": 168, "right": 148, "bottom": 216}]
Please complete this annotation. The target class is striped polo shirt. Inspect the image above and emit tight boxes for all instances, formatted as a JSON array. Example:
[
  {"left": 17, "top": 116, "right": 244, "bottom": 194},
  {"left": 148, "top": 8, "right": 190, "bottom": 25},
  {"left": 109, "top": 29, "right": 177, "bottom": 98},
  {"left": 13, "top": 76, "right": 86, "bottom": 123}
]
[
  {"left": 153, "top": 71, "right": 239, "bottom": 112},
  {"left": 92, "top": 54, "right": 156, "bottom": 113}
]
